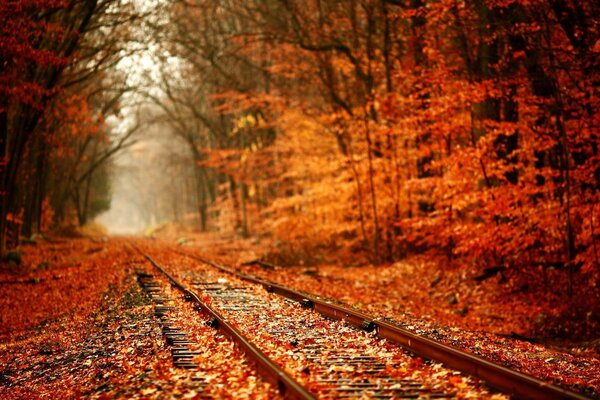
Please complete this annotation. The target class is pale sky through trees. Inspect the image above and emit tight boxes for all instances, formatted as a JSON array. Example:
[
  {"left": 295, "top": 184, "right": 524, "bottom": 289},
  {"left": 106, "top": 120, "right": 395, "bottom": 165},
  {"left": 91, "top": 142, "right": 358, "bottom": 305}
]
[{"left": 97, "top": 1, "right": 186, "bottom": 234}]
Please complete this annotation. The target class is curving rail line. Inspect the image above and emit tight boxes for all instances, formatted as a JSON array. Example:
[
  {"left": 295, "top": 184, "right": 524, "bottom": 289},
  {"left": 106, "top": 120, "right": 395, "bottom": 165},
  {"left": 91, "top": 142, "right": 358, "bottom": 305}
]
[{"left": 174, "top": 248, "right": 590, "bottom": 400}]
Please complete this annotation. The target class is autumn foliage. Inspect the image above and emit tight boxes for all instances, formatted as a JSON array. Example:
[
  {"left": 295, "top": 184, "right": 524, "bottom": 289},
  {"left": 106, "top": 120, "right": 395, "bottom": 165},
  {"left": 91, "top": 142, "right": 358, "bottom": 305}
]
[
  {"left": 152, "top": 0, "right": 599, "bottom": 291},
  {"left": 1, "top": 0, "right": 150, "bottom": 254},
  {"left": 3, "top": 0, "right": 599, "bottom": 298}
]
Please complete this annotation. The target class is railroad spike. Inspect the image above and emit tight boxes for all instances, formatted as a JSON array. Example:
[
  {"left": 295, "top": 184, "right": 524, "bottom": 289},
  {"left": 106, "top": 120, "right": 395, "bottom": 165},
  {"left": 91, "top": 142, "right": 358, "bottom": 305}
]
[
  {"left": 300, "top": 299, "right": 313, "bottom": 309},
  {"left": 361, "top": 320, "right": 377, "bottom": 333},
  {"left": 206, "top": 317, "right": 219, "bottom": 329}
]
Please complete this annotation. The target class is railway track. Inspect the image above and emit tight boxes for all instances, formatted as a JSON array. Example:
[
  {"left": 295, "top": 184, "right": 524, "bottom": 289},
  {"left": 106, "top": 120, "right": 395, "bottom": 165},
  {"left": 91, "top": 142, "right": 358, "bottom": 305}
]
[{"left": 132, "top": 243, "right": 589, "bottom": 399}]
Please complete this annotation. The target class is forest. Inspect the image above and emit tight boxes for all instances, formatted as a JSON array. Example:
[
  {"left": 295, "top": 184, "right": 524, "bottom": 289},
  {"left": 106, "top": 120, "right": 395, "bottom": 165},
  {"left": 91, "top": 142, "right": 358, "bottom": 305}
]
[{"left": 2, "top": 0, "right": 599, "bottom": 280}]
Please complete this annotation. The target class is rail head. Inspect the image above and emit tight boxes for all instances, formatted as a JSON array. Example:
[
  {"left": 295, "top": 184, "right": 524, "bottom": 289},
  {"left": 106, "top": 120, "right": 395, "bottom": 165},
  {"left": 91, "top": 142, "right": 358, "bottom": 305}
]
[
  {"left": 132, "top": 244, "right": 316, "bottom": 400},
  {"left": 173, "top": 248, "right": 591, "bottom": 400}
]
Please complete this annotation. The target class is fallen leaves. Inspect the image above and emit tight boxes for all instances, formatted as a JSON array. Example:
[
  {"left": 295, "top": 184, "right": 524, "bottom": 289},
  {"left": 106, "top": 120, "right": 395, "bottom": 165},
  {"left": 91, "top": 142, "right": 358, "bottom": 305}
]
[
  {"left": 148, "top": 244, "right": 505, "bottom": 399},
  {"left": 2, "top": 235, "right": 598, "bottom": 398},
  {"left": 0, "top": 238, "right": 129, "bottom": 340},
  {"left": 175, "top": 233, "right": 600, "bottom": 398},
  {"left": 0, "top": 238, "right": 282, "bottom": 399}
]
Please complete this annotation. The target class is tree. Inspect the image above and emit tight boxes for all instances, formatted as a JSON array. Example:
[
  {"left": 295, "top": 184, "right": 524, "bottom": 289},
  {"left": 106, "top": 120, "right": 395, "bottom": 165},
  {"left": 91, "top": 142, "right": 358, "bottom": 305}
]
[
  {"left": 147, "top": 0, "right": 599, "bottom": 277},
  {"left": 1, "top": 0, "right": 100, "bottom": 255},
  {"left": 1, "top": 0, "right": 161, "bottom": 253}
]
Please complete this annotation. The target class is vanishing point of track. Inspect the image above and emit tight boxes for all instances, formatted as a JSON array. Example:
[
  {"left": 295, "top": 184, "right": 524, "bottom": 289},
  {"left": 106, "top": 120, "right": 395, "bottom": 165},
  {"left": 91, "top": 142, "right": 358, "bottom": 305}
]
[{"left": 132, "top": 243, "right": 589, "bottom": 399}]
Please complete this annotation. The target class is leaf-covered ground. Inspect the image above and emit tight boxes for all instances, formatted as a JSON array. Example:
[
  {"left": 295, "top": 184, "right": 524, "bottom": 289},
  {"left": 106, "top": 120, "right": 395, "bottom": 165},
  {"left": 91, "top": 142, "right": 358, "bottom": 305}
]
[
  {"left": 142, "top": 245, "right": 505, "bottom": 399},
  {"left": 164, "top": 231, "right": 600, "bottom": 398},
  {"left": 1, "top": 232, "right": 599, "bottom": 398},
  {"left": 0, "top": 237, "right": 278, "bottom": 399}
]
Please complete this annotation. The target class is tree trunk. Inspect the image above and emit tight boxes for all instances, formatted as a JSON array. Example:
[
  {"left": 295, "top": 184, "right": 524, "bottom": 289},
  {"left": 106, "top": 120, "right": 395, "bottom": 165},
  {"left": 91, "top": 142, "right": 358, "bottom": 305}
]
[
  {"left": 0, "top": 94, "right": 8, "bottom": 256},
  {"left": 229, "top": 177, "right": 242, "bottom": 233},
  {"left": 241, "top": 182, "right": 249, "bottom": 237}
]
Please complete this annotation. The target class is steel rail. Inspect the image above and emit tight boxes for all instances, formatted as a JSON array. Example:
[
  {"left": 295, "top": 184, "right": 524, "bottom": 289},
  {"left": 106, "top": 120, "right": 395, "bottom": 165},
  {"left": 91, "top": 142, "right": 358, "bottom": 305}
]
[
  {"left": 132, "top": 244, "right": 315, "bottom": 400},
  {"left": 176, "top": 249, "right": 590, "bottom": 400}
]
